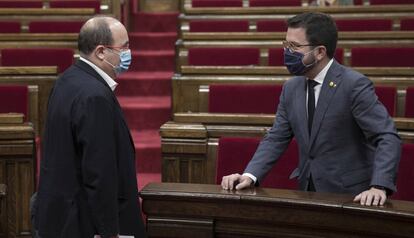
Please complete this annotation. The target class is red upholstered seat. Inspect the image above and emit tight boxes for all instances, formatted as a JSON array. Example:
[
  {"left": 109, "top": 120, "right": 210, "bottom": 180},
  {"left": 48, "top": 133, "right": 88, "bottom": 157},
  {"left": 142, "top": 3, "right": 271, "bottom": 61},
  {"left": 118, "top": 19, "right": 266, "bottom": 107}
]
[
  {"left": 370, "top": 0, "right": 414, "bottom": 4},
  {"left": 192, "top": 0, "right": 243, "bottom": 7},
  {"left": 335, "top": 19, "right": 393, "bottom": 31},
  {"left": 49, "top": 0, "right": 100, "bottom": 13},
  {"left": 391, "top": 143, "right": 414, "bottom": 202},
  {"left": 250, "top": 0, "right": 301, "bottom": 6},
  {"left": 189, "top": 20, "right": 249, "bottom": 32},
  {"left": 375, "top": 86, "right": 397, "bottom": 116},
  {"left": 351, "top": 48, "right": 414, "bottom": 67},
  {"left": 354, "top": 0, "right": 363, "bottom": 5},
  {"left": 1, "top": 48, "right": 74, "bottom": 73},
  {"left": 256, "top": 20, "right": 287, "bottom": 32},
  {"left": 334, "top": 48, "right": 344, "bottom": 64},
  {"left": 0, "top": 1, "right": 42, "bottom": 8},
  {"left": 188, "top": 47, "right": 260, "bottom": 66},
  {"left": 405, "top": 87, "right": 414, "bottom": 118},
  {"left": 216, "top": 137, "right": 298, "bottom": 190},
  {"left": 400, "top": 18, "right": 414, "bottom": 31},
  {"left": 0, "top": 21, "right": 21, "bottom": 33},
  {"left": 0, "top": 85, "right": 28, "bottom": 118},
  {"left": 209, "top": 84, "right": 282, "bottom": 114},
  {"left": 29, "top": 21, "right": 84, "bottom": 33}
]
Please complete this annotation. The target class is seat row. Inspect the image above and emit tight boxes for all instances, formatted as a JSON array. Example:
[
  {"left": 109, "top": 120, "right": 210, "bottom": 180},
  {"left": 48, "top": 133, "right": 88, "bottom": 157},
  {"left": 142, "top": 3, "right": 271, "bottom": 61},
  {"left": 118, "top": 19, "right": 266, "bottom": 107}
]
[
  {"left": 0, "top": 0, "right": 101, "bottom": 13},
  {"left": 0, "top": 20, "right": 84, "bottom": 33}
]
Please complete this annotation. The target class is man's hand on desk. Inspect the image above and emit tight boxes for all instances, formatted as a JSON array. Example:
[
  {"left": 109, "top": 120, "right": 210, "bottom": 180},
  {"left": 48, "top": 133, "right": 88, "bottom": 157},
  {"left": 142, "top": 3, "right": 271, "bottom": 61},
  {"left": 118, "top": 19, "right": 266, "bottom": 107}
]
[
  {"left": 221, "top": 173, "right": 253, "bottom": 190},
  {"left": 353, "top": 186, "right": 387, "bottom": 206}
]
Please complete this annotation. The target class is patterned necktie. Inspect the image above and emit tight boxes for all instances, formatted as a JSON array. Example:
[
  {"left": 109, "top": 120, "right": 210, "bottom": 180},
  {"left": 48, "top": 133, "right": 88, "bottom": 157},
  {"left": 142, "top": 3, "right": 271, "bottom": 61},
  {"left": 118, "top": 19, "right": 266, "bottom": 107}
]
[{"left": 308, "top": 80, "right": 319, "bottom": 135}]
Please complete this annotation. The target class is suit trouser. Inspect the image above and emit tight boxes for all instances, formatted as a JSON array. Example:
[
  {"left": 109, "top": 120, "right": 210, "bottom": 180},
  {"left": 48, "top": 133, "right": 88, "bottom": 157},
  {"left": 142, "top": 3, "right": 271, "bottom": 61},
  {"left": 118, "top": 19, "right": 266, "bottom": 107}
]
[{"left": 308, "top": 174, "right": 316, "bottom": 191}]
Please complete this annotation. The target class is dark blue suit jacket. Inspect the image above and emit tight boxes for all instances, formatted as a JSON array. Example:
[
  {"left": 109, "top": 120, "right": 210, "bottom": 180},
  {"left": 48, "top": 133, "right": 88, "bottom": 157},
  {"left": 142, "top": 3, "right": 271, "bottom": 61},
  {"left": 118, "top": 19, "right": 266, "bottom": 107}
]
[
  {"left": 245, "top": 60, "right": 401, "bottom": 195},
  {"left": 34, "top": 60, "right": 147, "bottom": 238}
]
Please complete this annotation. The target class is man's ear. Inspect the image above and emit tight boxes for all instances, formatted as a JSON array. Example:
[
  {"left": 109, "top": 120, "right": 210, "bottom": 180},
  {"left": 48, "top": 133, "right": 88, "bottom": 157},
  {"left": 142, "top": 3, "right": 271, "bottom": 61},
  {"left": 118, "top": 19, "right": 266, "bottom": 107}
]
[
  {"left": 95, "top": 45, "right": 105, "bottom": 60},
  {"left": 316, "top": 46, "right": 327, "bottom": 61}
]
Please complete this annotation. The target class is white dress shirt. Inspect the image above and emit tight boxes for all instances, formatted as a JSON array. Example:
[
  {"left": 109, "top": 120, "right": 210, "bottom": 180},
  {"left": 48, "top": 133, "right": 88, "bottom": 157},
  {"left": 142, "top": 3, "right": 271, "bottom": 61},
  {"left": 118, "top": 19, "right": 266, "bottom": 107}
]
[
  {"left": 80, "top": 57, "right": 118, "bottom": 91},
  {"left": 243, "top": 58, "right": 335, "bottom": 184}
]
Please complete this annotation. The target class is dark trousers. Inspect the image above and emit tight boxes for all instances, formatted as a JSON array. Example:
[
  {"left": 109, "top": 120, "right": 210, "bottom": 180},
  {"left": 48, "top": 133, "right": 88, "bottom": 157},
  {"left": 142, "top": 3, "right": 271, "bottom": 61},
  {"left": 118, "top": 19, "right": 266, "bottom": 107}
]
[{"left": 308, "top": 174, "right": 316, "bottom": 192}]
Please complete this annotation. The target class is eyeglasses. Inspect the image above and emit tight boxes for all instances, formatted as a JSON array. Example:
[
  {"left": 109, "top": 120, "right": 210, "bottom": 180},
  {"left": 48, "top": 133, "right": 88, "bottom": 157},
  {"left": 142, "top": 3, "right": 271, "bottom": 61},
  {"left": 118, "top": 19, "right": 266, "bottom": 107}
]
[
  {"left": 282, "top": 40, "right": 315, "bottom": 53},
  {"left": 103, "top": 45, "right": 129, "bottom": 52}
]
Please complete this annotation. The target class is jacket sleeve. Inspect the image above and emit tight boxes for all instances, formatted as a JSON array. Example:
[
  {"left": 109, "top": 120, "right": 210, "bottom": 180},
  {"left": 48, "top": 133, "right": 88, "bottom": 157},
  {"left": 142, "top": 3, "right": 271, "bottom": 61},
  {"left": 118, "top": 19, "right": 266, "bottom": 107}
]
[
  {"left": 244, "top": 82, "right": 294, "bottom": 184},
  {"left": 350, "top": 76, "right": 401, "bottom": 192},
  {"left": 73, "top": 95, "right": 119, "bottom": 237}
]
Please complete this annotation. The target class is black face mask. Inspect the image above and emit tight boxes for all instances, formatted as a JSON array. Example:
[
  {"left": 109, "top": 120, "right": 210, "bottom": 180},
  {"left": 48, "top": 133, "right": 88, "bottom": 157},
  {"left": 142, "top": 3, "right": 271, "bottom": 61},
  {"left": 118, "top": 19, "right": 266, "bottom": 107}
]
[{"left": 284, "top": 48, "right": 317, "bottom": 76}]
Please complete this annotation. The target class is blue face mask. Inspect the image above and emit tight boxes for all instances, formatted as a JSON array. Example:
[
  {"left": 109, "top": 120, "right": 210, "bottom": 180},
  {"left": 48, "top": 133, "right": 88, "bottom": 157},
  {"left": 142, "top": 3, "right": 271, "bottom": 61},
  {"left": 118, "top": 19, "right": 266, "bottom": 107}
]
[
  {"left": 105, "top": 49, "right": 132, "bottom": 75},
  {"left": 284, "top": 48, "right": 317, "bottom": 76}
]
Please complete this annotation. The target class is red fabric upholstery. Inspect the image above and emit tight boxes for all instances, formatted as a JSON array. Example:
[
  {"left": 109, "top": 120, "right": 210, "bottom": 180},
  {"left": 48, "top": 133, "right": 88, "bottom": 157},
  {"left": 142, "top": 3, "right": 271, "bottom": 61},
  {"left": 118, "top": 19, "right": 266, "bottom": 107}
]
[
  {"left": 375, "top": 86, "right": 396, "bottom": 116},
  {"left": 0, "top": 85, "right": 28, "bottom": 119},
  {"left": 268, "top": 48, "right": 284, "bottom": 66},
  {"left": 49, "top": 0, "right": 100, "bottom": 13},
  {"left": 216, "top": 137, "right": 298, "bottom": 190},
  {"left": 250, "top": 0, "right": 301, "bottom": 6},
  {"left": 1, "top": 48, "right": 74, "bottom": 73},
  {"left": 0, "top": 1, "right": 42, "bottom": 8},
  {"left": 354, "top": 0, "right": 363, "bottom": 5},
  {"left": 192, "top": 0, "right": 243, "bottom": 7},
  {"left": 189, "top": 20, "right": 249, "bottom": 32},
  {"left": 351, "top": 48, "right": 414, "bottom": 67},
  {"left": 188, "top": 47, "right": 260, "bottom": 66},
  {"left": 256, "top": 20, "right": 287, "bottom": 32},
  {"left": 0, "top": 21, "right": 21, "bottom": 33},
  {"left": 400, "top": 18, "right": 414, "bottom": 31},
  {"left": 391, "top": 144, "right": 414, "bottom": 202},
  {"left": 334, "top": 48, "right": 344, "bottom": 64},
  {"left": 209, "top": 84, "right": 282, "bottom": 114},
  {"left": 370, "top": 0, "right": 414, "bottom": 4},
  {"left": 29, "top": 21, "right": 84, "bottom": 33},
  {"left": 405, "top": 87, "right": 414, "bottom": 118},
  {"left": 335, "top": 19, "right": 393, "bottom": 31}
]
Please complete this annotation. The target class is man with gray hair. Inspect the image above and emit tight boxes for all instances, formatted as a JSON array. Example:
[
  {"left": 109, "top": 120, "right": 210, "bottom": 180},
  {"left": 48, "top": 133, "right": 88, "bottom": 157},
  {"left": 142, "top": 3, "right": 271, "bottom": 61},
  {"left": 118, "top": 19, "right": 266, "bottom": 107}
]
[{"left": 32, "top": 16, "right": 147, "bottom": 238}]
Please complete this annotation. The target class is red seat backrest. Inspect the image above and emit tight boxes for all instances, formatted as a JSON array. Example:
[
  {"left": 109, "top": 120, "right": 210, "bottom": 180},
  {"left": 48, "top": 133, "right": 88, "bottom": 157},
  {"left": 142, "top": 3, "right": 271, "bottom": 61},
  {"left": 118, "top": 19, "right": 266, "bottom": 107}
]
[
  {"left": 405, "top": 87, "right": 414, "bottom": 118},
  {"left": 400, "top": 18, "right": 414, "bottom": 31},
  {"left": 29, "top": 21, "right": 84, "bottom": 33},
  {"left": 391, "top": 143, "right": 414, "bottom": 202},
  {"left": 188, "top": 47, "right": 260, "bottom": 66},
  {"left": 351, "top": 48, "right": 414, "bottom": 67},
  {"left": 189, "top": 20, "right": 249, "bottom": 32},
  {"left": 256, "top": 20, "right": 287, "bottom": 32},
  {"left": 375, "top": 86, "right": 397, "bottom": 117},
  {"left": 49, "top": 0, "right": 100, "bottom": 13},
  {"left": 192, "top": 0, "right": 243, "bottom": 7},
  {"left": 370, "top": 0, "right": 414, "bottom": 4},
  {"left": 0, "top": 1, "right": 42, "bottom": 8},
  {"left": 0, "top": 85, "right": 28, "bottom": 120},
  {"left": 250, "top": 0, "right": 301, "bottom": 6},
  {"left": 335, "top": 19, "right": 393, "bottom": 31},
  {"left": 0, "top": 21, "right": 21, "bottom": 33},
  {"left": 209, "top": 84, "right": 282, "bottom": 114},
  {"left": 216, "top": 137, "right": 298, "bottom": 189},
  {"left": 1, "top": 48, "right": 74, "bottom": 73}
]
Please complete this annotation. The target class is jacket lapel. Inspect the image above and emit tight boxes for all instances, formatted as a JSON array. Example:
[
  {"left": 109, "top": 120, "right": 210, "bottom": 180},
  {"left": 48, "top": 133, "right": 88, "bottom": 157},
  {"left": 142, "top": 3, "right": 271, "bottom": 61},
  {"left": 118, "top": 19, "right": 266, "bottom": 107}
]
[
  {"left": 295, "top": 76, "right": 310, "bottom": 146},
  {"left": 309, "top": 60, "right": 343, "bottom": 149}
]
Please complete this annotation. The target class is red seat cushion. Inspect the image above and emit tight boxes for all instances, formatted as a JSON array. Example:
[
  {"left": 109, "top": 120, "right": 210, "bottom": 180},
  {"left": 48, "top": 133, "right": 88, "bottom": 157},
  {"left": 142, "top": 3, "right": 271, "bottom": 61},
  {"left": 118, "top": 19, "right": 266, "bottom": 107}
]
[
  {"left": 405, "top": 87, "right": 414, "bottom": 118},
  {"left": 334, "top": 48, "right": 344, "bottom": 64},
  {"left": 209, "top": 84, "right": 282, "bottom": 114},
  {"left": 256, "top": 20, "right": 287, "bottom": 32},
  {"left": 370, "top": 0, "right": 414, "bottom": 4},
  {"left": 189, "top": 20, "right": 249, "bottom": 32},
  {"left": 250, "top": 0, "right": 301, "bottom": 6},
  {"left": 354, "top": 0, "right": 363, "bottom": 5},
  {"left": 0, "top": 1, "right": 42, "bottom": 8},
  {"left": 335, "top": 19, "right": 393, "bottom": 31},
  {"left": 268, "top": 48, "right": 284, "bottom": 66},
  {"left": 391, "top": 143, "right": 414, "bottom": 201},
  {"left": 0, "top": 21, "right": 21, "bottom": 33},
  {"left": 216, "top": 137, "right": 298, "bottom": 189},
  {"left": 188, "top": 47, "right": 260, "bottom": 66},
  {"left": 0, "top": 85, "right": 28, "bottom": 119},
  {"left": 400, "top": 18, "right": 414, "bottom": 31},
  {"left": 192, "top": 0, "right": 243, "bottom": 7},
  {"left": 29, "top": 21, "right": 84, "bottom": 33},
  {"left": 49, "top": 0, "right": 100, "bottom": 13},
  {"left": 1, "top": 48, "right": 74, "bottom": 73},
  {"left": 375, "top": 86, "right": 396, "bottom": 117},
  {"left": 351, "top": 48, "right": 414, "bottom": 67}
]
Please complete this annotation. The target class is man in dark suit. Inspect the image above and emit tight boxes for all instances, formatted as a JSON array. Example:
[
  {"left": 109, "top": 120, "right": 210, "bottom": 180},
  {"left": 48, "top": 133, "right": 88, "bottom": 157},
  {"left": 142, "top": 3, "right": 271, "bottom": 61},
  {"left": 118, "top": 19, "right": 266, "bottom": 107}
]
[
  {"left": 221, "top": 12, "right": 401, "bottom": 206},
  {"left": 32, "top": 16, "right": 147, "bottom": 237}
]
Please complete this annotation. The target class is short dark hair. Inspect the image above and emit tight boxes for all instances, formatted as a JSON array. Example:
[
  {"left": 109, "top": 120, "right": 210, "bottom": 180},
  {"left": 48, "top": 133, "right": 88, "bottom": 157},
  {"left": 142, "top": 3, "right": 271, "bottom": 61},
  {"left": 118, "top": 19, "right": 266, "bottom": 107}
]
[
  {"left": 287, "top": 12, "right": 338, "bottom": 59},
  {"left": 78, "top": 17, "right": 113, "bottom": 55}
]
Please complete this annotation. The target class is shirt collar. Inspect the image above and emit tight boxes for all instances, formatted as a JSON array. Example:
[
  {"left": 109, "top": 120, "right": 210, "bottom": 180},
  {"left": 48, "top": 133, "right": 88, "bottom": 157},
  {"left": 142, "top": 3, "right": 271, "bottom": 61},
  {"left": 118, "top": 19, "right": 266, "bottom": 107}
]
[
  {"left": 312, "top": 58, "right": 334, "bottom": 86},
  {"left": 79, "top": 57, "right": 118, "bottom": 91}
]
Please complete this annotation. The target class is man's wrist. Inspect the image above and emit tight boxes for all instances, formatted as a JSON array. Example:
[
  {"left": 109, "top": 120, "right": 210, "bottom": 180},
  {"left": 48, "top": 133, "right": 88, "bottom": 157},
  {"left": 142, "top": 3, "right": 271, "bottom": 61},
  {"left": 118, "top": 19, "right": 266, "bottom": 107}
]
[{"left": 371, "top": 185, "right": 389, "bottom": 195}]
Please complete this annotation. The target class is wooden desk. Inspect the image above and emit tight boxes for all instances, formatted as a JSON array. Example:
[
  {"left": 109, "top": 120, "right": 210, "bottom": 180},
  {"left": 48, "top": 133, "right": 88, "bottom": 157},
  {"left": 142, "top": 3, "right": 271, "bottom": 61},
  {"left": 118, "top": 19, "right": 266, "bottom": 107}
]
[{"left": 141, "top": 182, "right": 414, "bottom": 238}]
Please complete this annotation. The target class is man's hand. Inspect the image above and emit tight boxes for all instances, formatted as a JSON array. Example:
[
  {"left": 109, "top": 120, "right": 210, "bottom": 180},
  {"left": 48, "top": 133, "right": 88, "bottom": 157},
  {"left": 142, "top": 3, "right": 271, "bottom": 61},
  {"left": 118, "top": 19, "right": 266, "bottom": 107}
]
[
  {"left": 221, "top": 173, "right": 253, "bottom": 190},
  {"left": 353, "top": 187, "right": 387, "bottom": 206}
]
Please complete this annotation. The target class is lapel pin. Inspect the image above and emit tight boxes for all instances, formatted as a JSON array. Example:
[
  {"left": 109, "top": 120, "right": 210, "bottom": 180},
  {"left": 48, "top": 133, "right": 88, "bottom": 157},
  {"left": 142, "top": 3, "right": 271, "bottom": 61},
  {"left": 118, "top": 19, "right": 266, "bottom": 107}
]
[{"left": 329, "top": 81, "right": 337, "bottom": 88}]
